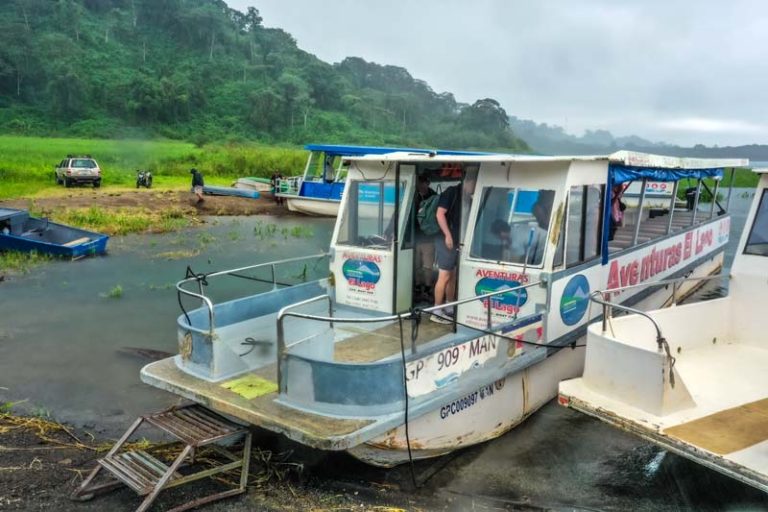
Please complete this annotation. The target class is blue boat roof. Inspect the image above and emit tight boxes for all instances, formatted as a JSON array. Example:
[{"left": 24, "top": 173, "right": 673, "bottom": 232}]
[{"left": 304, "top": 144, "right": 495, "bottom": 157}]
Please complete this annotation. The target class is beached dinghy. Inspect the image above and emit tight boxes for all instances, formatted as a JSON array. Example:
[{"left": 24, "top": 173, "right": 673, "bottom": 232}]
[
  {"left": 0, "top": 207, "right": 108, "bottom": 258},
  {"left": 232, "top": 177, "right": 273, "bottom": 194},
  {"left": 559, "top": 168, "right": 768, "bottom": 493},
  {"left": 202, "top": 185, "right": 260, "bottom": 199},
  {"left": 142, "top": 150, "right": 746, "bottom": 466}
]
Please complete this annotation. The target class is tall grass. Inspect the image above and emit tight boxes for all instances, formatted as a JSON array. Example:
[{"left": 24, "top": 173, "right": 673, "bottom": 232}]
[
  {"left": 675, "top": 169, "right": 758, "bottom": 202},
  {"left": 0, "top": 136, "right": 307, "bottom": 199},
  {"left": 0, "top": 250, "right": 52, "bottom": 274},
  {"left": 51, "top": 207, "right": 194, "bottom": 236}
]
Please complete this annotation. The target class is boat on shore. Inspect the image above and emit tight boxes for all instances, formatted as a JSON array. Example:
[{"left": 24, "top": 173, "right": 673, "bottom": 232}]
[
  {"left": 202, "top": 185, "right": 260, "bottom": 199},
  {"left": 276, "top": 144, "right": 491, "bottom": 217},
  {"left": 232, "top": 177, "right": 273, "bottom": 194},
  {"left": 0, "top": 207, "right": 108, "bottom": 259},
  {"left": 558, "top": 168, "right": 768, "bottom": 493},
  {"left": 142, "top": 150, "right": 746, "bottom": 466}
]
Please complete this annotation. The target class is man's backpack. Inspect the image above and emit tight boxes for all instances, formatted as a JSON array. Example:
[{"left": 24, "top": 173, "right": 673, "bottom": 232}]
[{"left": 417, "top": 193, "right": 441, "bottom": 236}]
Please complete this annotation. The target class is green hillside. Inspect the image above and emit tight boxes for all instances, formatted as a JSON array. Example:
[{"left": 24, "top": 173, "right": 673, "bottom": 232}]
[{"left": 0, "top": 0, "right": 528, "bottom": 152}]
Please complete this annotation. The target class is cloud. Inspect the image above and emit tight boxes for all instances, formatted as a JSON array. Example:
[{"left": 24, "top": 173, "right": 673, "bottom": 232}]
[
  {"left": 226, "top": 0, "right": 768, "bottom": 146},
  {"left": 659, "top": 118, "right": 766, "bottom": 134}
]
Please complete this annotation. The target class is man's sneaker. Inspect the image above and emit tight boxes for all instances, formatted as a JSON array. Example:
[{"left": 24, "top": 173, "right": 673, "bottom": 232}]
[{"left": 429, "top": 309, "right": 452, "bottom": 324}]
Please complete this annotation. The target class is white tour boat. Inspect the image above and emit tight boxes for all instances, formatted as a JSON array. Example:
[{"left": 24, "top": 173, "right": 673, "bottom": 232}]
[
  {"left": 559, "top": 168, "right": 768, "bottom": 493},
  {"left": 142, "top": 150, "right": 746, "bottom": 467}
]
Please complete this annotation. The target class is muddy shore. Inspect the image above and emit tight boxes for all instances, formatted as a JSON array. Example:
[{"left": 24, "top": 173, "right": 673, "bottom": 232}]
[
  {"left": 0, "top": 189, "right": 291, "bottom": 218},
  {"left": 0, "top": 412, "right": 431, "bottom": 511}
]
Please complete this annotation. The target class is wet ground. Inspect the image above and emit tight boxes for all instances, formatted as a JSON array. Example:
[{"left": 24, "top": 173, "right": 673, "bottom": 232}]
[
  {"left": 1, "top": 190, "right": 767, "bottom": 511},
  {"left": 0, "top": 189, "right": 289, "bottom": 218}
]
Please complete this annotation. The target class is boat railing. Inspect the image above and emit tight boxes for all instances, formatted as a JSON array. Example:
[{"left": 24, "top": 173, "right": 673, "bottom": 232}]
[
  {"left": 275, "top": 176, "right": 301, "bottom": 195},
  {"left": 176, "top": 252, "right": 330, "bottom": 336},
  {"left": 589, "top": 272, "right": 730, "bottom": 386},
  {"left": 276, "top": 280, "right": 542, "bottom": 391}
]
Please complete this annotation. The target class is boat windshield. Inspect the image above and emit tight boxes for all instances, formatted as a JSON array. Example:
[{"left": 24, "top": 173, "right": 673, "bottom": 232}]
[
  {"left": 337, "top": 180, "right": 406, "bottom": 250},
  {"left": 470, "top": 187, "right": 555, "bottom": 266},
  {"left": 305, "top": 151, "right": 344, "bottom": 182},
  {"left": 745, "top": 189, "right": 768, "bottom": 256}
]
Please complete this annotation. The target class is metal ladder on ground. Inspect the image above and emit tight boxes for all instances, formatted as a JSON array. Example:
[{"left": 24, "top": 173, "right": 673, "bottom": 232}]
[{"left": 71, "top": 404, "right": 252, "bottom": 512}]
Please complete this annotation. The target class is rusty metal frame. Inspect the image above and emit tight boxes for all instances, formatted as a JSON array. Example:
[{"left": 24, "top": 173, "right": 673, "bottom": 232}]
[{"left": 70, "top": 404, "right": 252, "bottom": 512}]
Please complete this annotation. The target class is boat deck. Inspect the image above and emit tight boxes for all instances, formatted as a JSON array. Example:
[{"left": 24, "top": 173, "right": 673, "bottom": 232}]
[
  {"left": 560, "top": 341, "right": 768, "bottom": 492},
  {"left": 142, "top": 358, "right": 375, "bottom": 450},
  {"left": 334, "top": 319, "right": 454, "bottom": 363}
]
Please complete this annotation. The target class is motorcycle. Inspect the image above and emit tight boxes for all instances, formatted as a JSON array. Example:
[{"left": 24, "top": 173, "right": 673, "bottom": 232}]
[{"left": 136, "top": 169, "right": 153, "bottom": 188}]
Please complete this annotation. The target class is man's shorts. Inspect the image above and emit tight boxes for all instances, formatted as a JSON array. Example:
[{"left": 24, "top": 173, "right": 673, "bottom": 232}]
[
  {"left": 193, "top": 186, "right": 203, "bottom": 194},
  {"left": 435, "top": 236, "right": 458, "bottom": 271}
]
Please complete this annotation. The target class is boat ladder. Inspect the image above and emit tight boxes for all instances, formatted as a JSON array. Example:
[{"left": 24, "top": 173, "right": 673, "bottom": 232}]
[{"left": 71, "top": 404, "right": 252, "bottom": 512}]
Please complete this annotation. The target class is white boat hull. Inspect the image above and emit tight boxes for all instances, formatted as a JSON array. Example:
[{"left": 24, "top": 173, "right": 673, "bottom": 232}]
[
  {"left": 284, "top": 196, "right": 340, "bottom": 217},
  {"left": 349, "top": 253, "right": 724, "bottom": 467},
  {"left": 348, "top": 345, "right": 584, "bottom": 466}
]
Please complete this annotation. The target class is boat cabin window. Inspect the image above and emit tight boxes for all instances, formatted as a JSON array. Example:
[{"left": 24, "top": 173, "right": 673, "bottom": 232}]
[
  {"left": 566, "top": 184, "right": 603, "bottom": 267},
  {"left": 744, "top": 189, "right": 768, "bottom": 256},
  {"left": 469, "top": 187, "right": 555, "bottom": 266},
  {"left": 337, "top": 180, "right": 405, "bottom": 250},
  {"left": 305, "top": 152, "right": 346, "bottom": 182}
]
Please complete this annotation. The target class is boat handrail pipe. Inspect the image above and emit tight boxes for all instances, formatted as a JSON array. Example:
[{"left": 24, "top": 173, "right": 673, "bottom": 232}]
[
  {"left": 275, "top": 280, "right": 542, "bottom": 392},
  {"left": 175, "top": 252, "right": 330, "bottom": 336}
]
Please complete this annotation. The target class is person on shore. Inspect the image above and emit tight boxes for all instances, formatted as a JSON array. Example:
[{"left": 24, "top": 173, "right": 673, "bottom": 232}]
[
  {"left": 271, "top": 172, "right": 285, "bottom": 205},
  {"left": 190, "top": 168, "right": 205, "bottom": 204},
  {"left": 432, "top": 174, "right": 477, "bottom": 323}
]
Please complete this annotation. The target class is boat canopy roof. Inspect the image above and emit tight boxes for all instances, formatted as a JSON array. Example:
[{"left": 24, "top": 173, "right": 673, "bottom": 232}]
[
  {"left": 348, "top": 149, "right": 749, "bottom": 184},
  {"left": 303, "top": 144, "right": 495, "bottom": 157}
]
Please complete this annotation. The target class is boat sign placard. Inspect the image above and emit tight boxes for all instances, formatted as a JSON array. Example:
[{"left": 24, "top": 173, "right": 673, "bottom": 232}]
[
  {"left": 342, "top": 258, "right": 381, "bottom": 289},
  {"left": 560, "top": 274, "right": 590, "bottom": 326},
  {"left": 405, "top": 336, "right": 499, "bottom": 397}
]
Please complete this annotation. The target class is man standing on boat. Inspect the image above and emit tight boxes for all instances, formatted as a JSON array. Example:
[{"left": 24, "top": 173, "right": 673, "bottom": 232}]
[
  {"left": 414, "top": 174, "right": 437, "bottom": 302},
  {"left": 432, "top": 172, "right": 477, "bottom": 323}
]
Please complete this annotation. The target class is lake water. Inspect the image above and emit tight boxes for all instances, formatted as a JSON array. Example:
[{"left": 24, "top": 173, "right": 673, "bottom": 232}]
[
  {"left": 0, "top": 191, "right": 765, "bottom": 510},
  {"left": 0, "top": 216, "right": 334, "bottom": 431}
]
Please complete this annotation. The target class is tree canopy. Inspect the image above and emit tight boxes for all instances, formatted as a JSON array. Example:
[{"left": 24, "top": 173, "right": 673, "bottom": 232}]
[{"left": 0, "top": 0, "right": 529, "bottom": 152}]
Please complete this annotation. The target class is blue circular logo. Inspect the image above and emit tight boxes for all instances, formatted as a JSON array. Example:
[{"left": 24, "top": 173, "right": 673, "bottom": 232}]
[
  {"left": 475, "top": 277, "right": 528, "bottom": 313},
  {"left": 560, "top": 275, "right": 590, "bottom": 326},
  {"left": 342, "top": 259, "right": 381, "bottom": 286}
]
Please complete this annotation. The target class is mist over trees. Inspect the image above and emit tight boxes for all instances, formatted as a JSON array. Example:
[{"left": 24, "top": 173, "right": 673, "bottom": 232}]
[{"left": 0, "top": 0, "right": 528, "bottom": 152}]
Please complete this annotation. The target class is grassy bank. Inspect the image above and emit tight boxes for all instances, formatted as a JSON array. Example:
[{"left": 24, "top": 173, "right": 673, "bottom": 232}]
[
  {"left": 674, "top": 168, "right": 758, "bottom": 202},
  {"left": 0, "top": 250, "right": 51, "bottom": 275},
  {"left": 0, "top": 136, "right": 307, "bottom": 199},
  {"left": 48, "top": 207, "right": 196, "bottom": 236}
]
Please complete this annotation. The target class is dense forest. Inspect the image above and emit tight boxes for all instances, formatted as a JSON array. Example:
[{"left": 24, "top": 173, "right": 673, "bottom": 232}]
[{"left": 0, "top": 0, "right": 529, "bottom": 152}]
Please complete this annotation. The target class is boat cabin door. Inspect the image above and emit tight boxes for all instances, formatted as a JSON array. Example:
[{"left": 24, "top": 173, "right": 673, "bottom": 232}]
[{"left": 330, "top": 164, "right": 415, "bottom": 314}]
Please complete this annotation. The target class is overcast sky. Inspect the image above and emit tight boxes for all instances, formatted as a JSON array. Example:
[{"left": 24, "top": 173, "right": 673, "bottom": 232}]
[{"left": 227, "top": 0, "right": 768, "bottom": 146}]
